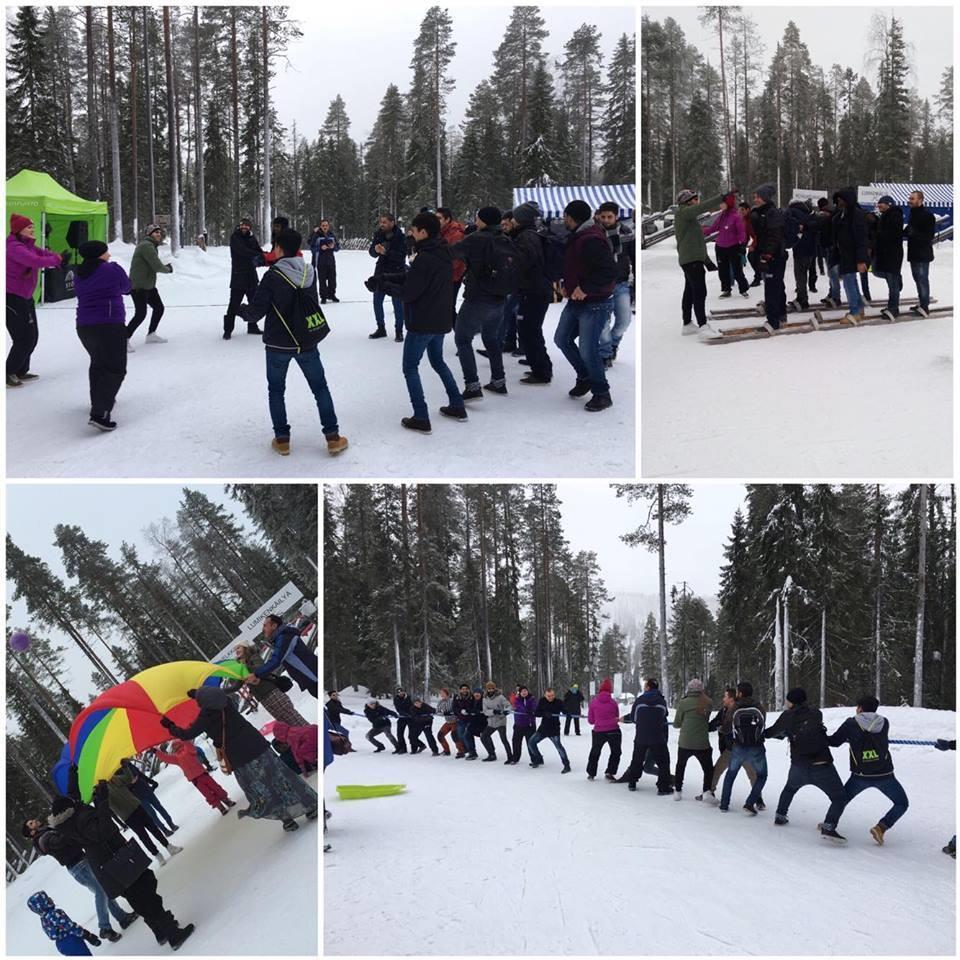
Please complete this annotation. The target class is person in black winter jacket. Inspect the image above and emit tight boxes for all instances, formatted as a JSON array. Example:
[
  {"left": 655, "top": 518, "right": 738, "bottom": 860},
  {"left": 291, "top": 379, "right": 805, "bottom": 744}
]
[
  {"left": 750, "top": 184, "right": 788, "bottom": 331},
  {"left": 872, "top": 197, "right": 905, "bottom": 318},
  {"left": 618, "top": 679, "right": 672, "bottom": 793},
  {"left": 904, "top": 190, "right": 936, "bottom": 315},
  {"left": 527, "top": 688, "right": 571, "bottom": 772},
  {"left": 510, "top": 203, "right": 554, "bottom": 384},
  {"left": 224, "top": 218, "right": 264, "bottom": 339},
  {"left": 763, "top": 687, "right": 848, "bottom": 841},
  {"left": 785, "top": 200, "right": 817, "bottom": 311},
  {"left": 455, "top": 688, "right": 487, "bottom": 760},
  {"left": 368, "top": 214, "right": 408, "bottom": 340},
  {"left": 243, "top": 228, "right": 347, "bottom": 458},
  {"left": 311, "top": 219, "right": 340, "bottom": 303},
  {"left": 399, "top": 212, "right": 467, "bottom": 434},
  {"left": 830, "top": 188, "right": 869, "bottom": 322},
  {"left": 827, "top": 695, "right": 909, "bottom": 845},
  {"left": 392, "top": 688, "right": 416, "bottom": 754},
  {"left": 325, "top": 691, "right": 356, "bottom": 728},
  {"left": 363, "top": 701, "right": 399, "bottom": 751},
  {"left": 562, "top": 685, "right": 584, "bottom": 735},
  {"left": 410, "top": 697, "right": 439, "bottom": 755}
]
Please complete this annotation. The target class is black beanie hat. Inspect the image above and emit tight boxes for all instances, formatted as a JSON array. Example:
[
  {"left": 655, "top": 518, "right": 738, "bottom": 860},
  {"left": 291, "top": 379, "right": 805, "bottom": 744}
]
[
  {"left": 564, "top": 199, "right": 592, "bottom": 224},
  {"left": 477, "top": 205, "right": 502, "bottom": 226},
  {"left": 78, "top": 240, "right": 108, "bottom": 260},
  {"left": 786, "top": 687, "right": 807, "bottom": 705}
]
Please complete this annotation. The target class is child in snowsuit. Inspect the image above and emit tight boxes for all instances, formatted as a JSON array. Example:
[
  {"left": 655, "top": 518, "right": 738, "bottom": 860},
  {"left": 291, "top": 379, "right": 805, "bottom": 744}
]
[
  {"left": 153, "top": 740, "right": 236, "bottom": 815},
  {"left": 27, "top": 890, "right": 101, "bottom": 956},
  {"left": 272, "top": 722, "right": 319, "bottom": 773}
]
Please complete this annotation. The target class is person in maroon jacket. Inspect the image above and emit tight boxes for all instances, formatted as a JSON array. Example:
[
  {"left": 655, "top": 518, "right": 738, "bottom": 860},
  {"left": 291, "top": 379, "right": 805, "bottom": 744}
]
[{"left": 552, "top": 200, "right": 618, "bottom": 412}]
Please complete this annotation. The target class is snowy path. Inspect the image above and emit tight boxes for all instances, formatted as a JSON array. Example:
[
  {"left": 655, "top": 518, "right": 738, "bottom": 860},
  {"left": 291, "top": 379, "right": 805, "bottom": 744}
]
[
  {"left": 6, "top": 247, "right": 635, "bottom": 479},
  {"left": 641, "top": 244, "right": 953, "bottom": 477},
  {"left": 7, "top": 688, "right": 318, "bottom": 955},
  {"left": 325, "top": 696, "right": 955, "bottom": 956}
]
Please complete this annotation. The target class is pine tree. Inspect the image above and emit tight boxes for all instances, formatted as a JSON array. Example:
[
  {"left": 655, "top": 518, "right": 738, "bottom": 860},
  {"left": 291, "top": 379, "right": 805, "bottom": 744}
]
[
  {"left": 874, "top": 16, "right": 911, "bottom": 179},
  {"left": 600, "top": 33, "right": 636, "bottom": 183},
  {"left": 365, "top": 84, "right": 408, "bottom": 218},
  {"left": 560, "top": 23, "right": 605, "bottom": 184}
]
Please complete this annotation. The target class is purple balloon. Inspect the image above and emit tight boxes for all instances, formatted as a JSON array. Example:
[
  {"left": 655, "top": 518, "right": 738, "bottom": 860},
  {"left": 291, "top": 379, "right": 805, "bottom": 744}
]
[{"left": 9, "top": 631, "right": 30, "bottom": 652}]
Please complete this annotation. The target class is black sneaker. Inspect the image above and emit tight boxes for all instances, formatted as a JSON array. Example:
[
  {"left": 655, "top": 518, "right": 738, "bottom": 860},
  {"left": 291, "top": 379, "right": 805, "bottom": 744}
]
[
  {"left": 462, "top": 386, "right": 483, "bottom": 401},
  {"left": 627, "top": 782, "right": 637, "bottom": 791},
  {"left": 587, "top": 775, "right": 596, "bottom": 780},
  {"left": 369, "top": 329, "right": 388, "bottom": 339},
  {"left": 585, "top": 393, "right": 613, "bottom": 412},
  {"left": 718, "top": 290, "right": 732, "bottom": 299},
  {"left": 118, "top": 914, "right": 137, "bottom": 930},
  {"left": 561, "top": 763, "right": 571, "bottom": 774},
  {"left": 511, "top": 349, "right": 525, "bottom": 358},
  {"left": 89, "top": 412, "right": 117, "bottom": 431},
  {"left": 657, "top": 787, "right": 674, "bottom": 796},
  {"left": 529, "top": 761, "right": 543, "bottom": 768},
  {"left": 401, "top": 417, "right": 432, "bottom": 434},
  {"left": 520, "top": 373, "right": 551, "bottom": 385},
  {"left": 282, "top": 818, "right": 300, "bottom": 832},
  {"left": 774, "top": 814, "right": 789, "bottom": 825},
  {"left": 818, "top": 824, "right": 847, "bottom": 844},
  {"left": 483, "top": 381, "right": 508, "bottom": 395},
  {"left": 756, "top": 800, "right": 766, "bottom": 812},
  {"left": 568, "top": 379, "right": 591, "bottom": 398},
  {"left": 168, "top": 923, "right": 196, "bottom": 951},
  {"left": 374, "top": 745, "right": 385, "bottom": 752},
  {"left": 743, "top": 803, "right": 758, "bottom": 816},
  {"left": 440, "top": 405, "right": 467, "bottom": 421},
  {"left": 18, "top": 372, "right": 39, "bottom": 381},
  {"left": 943, "top": 839, "right": 956, "bottom": 858},
  {"left": 482, "top": 755, "right": 496, "bottom": 762},
  {"left": 464, "top": 753, "right": 478, "bottom": 761},
  {"left": 394, "top": 333, "right": 404, "bottom": 342},
  {"left": 320, "top": 298, "right": 328, "bottom": 304},
  {"left": 329, "top": 295, "right": 340, "bottom": 303},
  {"left": 604, "top": 773, "right": 617, "bottom": 782},
  {"left": 222, "top": 331, "right": 232, "bottom": 340},
  {"left": 99, "top": 929, "right": 121, "bottom": 942}
]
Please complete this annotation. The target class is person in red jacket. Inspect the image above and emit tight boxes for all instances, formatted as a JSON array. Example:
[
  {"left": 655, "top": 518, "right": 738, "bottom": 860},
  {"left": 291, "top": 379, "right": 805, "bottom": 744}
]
[
  {"left": 437, "top": 207, "right": 466, "bottom": 301},
  {"left": 272, "top": 722, "right": 318, "bottom": 774},
  {"left": 152, "top": 740, "right": 236, "bottom": 815}
]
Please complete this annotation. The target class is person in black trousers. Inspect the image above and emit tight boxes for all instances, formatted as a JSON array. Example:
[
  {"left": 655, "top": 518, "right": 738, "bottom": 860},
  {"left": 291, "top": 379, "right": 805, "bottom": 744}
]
[
  {"left": 410, "top": 697, "right": 439, "bottom": 755},
  {"left": 511, "top": 203, "right": 553, "bottom": 384},
  {"left": 313, "top": 219, "right": 340, "bottom": 303},
  {"left": 905, "top": 189, "right": 936, "bottom": 316},
  {"left": 392, "top": 688, "right": 416, "bottom": 753},
  {"left": 619, "top": 678, "right": 673, "bottom": 794},
  {"left": 562, "top": 685, "right": 584, "bottom": 735},
  {"left": 224, "top": 217, "right": 264, "bottom": 339}
]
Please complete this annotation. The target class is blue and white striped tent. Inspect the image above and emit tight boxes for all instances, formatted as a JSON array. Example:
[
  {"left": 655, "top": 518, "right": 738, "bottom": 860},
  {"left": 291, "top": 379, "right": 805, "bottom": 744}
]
[
  {"left": 871, "top": 182, "right": 952, "bottom": 230},
  {"left": 512, "top": 183, "right": 635, "bottom": 220}
]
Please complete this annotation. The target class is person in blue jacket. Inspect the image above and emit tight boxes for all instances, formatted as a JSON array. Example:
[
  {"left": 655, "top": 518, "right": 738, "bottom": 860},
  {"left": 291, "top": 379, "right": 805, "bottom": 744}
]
[
  {"left": 310, "top": 220, "right": 340, "bottom": 304},
  {"left": 367, "top": 213, "right": 407, "bottom": 341},
  {"left": 245, "top": 614, "right": 318, "bottom": 698},
  {"left": 27, "top": 891, "right": 102, "bottom": 956}
]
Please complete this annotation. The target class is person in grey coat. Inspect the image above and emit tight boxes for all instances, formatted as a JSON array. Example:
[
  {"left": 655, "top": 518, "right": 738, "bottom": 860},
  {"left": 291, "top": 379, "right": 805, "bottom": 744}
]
[{"left": 480, "top": 681, "right": 514, "bottom": 762}]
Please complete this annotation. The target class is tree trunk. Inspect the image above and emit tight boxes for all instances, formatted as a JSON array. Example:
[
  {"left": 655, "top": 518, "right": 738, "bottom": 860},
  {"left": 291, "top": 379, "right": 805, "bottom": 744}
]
[
  {"left": 144, "top": 10, "right": 157, "bottom": 223},
  {"left": 393, "top": 618, "right": 402, "bottom": 689},
  {"left": 773, "top": 594, "right": 783, "bottom": 707},
  {"left": 230, "top": 8, "right": 240, "bottom": 224},
  {"left": 130, "top": 11, "right": 140, "bottom": 238},
  {"left": 434, "top": 21, "right": 443, "bottom": 208},
  {"left": 193, "top": 7, "right": 206, "bottom": 239},
  {"left": 657, "top": 485, "right": 670, "bottom": 703},
  {"left": 874, "top": 483, "right": 883, "bottom": 699},
  {"left": 416, "top": 486, "right": 431, "bottom": 700},
  {"left": 782, "top": 583, "right": 790, "bottom": 694},
  {"left": 912, "top": 485, "right": 928, "bottom": 707},
  {"left": 479, "top": 494, "right": 492, "bottom": 678},
  {"left": 819, "top": 607, "right": 827, "bottom": 707},
  {"left": 261, "top": 7, "right": 272, "bottom": 230},
  {"left": 717, "top": 11, "right": 732, "bottom": 184},
  {"left": 162, "top": 8, "right": 179, "bottom": 253},
  {"left": 85, "top": 8, "right": 99, "bottom": 198},
  {"left": 107, "top": 9, "right": 123, "bottom": 240}
]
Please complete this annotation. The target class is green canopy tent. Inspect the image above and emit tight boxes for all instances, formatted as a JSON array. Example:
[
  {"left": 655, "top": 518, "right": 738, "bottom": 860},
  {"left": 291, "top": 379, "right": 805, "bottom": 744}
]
[{"left": 6, "top": 169, "right": 108, "bottom": 302}]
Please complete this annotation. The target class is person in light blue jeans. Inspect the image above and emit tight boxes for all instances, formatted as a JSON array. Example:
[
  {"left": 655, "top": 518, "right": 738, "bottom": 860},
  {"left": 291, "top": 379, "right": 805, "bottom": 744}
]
[
  {"left": 839, "top": 270, "right": 863, "bottom": 316},
  {"left": 403, "top": 333, "right": 464, "bottom": 422},
  {"left": 599, "top": 281, "right": 632, "bottom": 361},
  {"left": 554, "top": 298, "right": 612, "bottom": 401},
  {"left": 69, "top": 859, "right": 137, "bottom": 935},
  {"left": 266, "top": 348, "right": 340, "bottom": 441},
  {"left": 528, "top": 731, "right": 570, "bottom": 767},
  {"left": 720, "top": 744, "right": 768, "bottom": 810}
]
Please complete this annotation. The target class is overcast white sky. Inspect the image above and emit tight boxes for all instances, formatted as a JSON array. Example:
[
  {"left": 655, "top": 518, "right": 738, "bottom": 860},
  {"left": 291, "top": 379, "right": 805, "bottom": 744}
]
[
  {"left": 643, "top": 4, "right": 952, "bottom": 104},
  {"left": 272, "top": 2, "right": 636, "bottom": 143}
]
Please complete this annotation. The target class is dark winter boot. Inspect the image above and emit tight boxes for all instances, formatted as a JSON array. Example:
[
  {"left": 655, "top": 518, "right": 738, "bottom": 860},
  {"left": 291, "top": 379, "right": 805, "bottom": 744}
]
[
  {"left": 604, "top": 773, "right": 617, "bottom": 782},
  {"left": 168, "top": 923, "right": 196, "bottom": 951},
  {"left": 222, "top": 315, "right": 232, "bottom": 339},
  {"left": 89, "top": 412, "right": 117, "bottom": 432},
  {"left": 743, "top": 803, "right": 758, "bottom": 816},
  {"left": 118, "top": 913, "right": 138, "bottom": 930},
  {"left": 585, "top": 393, "right": 613, "bottom": 412},
  {"left": 282, "top": 818, "right": 300, "bottom": 832},
  {"left": 99, "top": 929, "right": 121, "bottom": 942},
  {"left": 369, "top": 328, "right": 388, "bottom": 339},
  {"left": 440, "top": 405, "right": 468, "bottom": 421},
  {"left": 774, "top": 814, "right": 789, "bottom": 825},
  {"left": 482, "top": 754, "right": 497, "bottom": 762},
  {"left": 818, "top": 822, "right": 847, "bottom": 843},
  {"left": 943, "top": 838, "right": 956, "bottom": 858},
  {"left": 374, "top": 745, "right": 385, "bottom": 752},
  {"left": 401, "top": 417, "right": 432, "bottom": 434},
  {"left": 561, "top": 762, "right": 571, "bottom": 774},
  {"left": 464, "top": 752, "right": 478, "bottom": 761},
  {"left": 568, "top": 379, "right": 591, "bottom": 398},
  {"left": 462, "top": 386, "right": 483, "bottom": 401}
]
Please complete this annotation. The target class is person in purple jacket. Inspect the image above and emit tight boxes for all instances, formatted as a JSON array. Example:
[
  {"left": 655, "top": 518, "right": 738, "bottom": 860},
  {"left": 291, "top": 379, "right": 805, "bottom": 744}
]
[
  {"left": 586, "top": 677, "right": 623, "bottom": 781},
  {"left": 6, "top": 213, "right": 62, "bottom": 387},
  {"left": 509, "top": 684, "right": 538, "bottom": 765},
  {"left": 703, "top": 192, "right": 749, "bottom": 298},
  {"left": 73, "top": 240, "right": 131, "bottom": 431}
]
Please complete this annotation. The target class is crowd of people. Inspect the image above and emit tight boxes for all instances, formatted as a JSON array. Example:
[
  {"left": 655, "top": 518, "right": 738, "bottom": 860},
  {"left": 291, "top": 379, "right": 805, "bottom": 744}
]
[
  {"left": 20, "top": 615, "right": 320, "bottom": 954},
  {"left": 326, "top": 678, "right": 956, "bottom": 855},
  {"left": 5, "top": 197, "right": 635, "bottom": 447},
  {"left": 672, "top": 185, "right": 938, "bottom": 335}
]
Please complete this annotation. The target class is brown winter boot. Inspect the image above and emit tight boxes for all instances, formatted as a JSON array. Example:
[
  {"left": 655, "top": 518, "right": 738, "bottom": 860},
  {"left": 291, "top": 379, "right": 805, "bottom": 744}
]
[
  {"left": 326, "top": 434, "right": 348, "bottom": 456},
  {"left": 272, "top": 437, "right": 290, "bottom": 456},
  {"left": 870, "top": 823, "right": 886, "bottom": 845}
]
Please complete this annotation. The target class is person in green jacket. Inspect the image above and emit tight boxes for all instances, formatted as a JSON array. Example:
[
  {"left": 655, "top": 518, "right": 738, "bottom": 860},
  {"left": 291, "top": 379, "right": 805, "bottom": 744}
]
[
  {"left": 674, "top": 189, "right": 724, "bottom": 334},
  {"left": 672, "top": 678, "right": 715, "bottom": 800},
  {"left": 126, "top": 224, "right": 173, "bottom": 348}
]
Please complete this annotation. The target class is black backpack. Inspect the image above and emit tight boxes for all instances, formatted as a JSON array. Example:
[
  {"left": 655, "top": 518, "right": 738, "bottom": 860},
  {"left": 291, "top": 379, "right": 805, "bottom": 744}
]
[
  {"left": 855, "top": 725, "right": 891, "bottom": 775},
  {"left": 271, "top": 265, "right": 330, "bottom": 350},
  {"left": 732, "top": 705, "right": 765, "bottom": 747},
  {"left": 481, "top": 232, "right": 520, "bottom": 296},
  {"left": 537, "top": 227, "right": 567, "bottom": 283},
  {"left": 789, "top": 709, "right": 829, "bottom": 758}
]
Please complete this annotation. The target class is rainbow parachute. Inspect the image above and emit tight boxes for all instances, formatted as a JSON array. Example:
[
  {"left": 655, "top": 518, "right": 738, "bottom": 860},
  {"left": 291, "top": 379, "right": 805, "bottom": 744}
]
[{"left": 58, "top": 660, "right": 249, "bottom": 801}]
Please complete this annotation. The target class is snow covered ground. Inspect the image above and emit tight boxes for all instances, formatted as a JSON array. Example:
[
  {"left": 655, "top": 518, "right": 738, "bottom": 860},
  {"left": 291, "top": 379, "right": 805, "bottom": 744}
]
[
  {"left": 6, "top": 245, "right": 635, "bottom": 479},
  {"left": 6, "top": 687, "right": 318, "bottom": 956},
  {"left": 324, "top": 690, "right": 955, "bottom": 956},
  {"left": 641, "top": 243, "right": 953, "bottom": 477}
]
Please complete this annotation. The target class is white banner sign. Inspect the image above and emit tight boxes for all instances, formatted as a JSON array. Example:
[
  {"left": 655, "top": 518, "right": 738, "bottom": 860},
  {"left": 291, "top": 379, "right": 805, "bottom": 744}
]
[
  {"left": 791, "top": 188, "right": 828, "bottom": 205},
  {"left": 613, "top": 673, "right": 623, "bottom": 697},
  {"left": 857, "top": 186, "right": 886, "bottom": 207},
  {"left": 235, "top": 581, "right": 303, "bottom": 642}
]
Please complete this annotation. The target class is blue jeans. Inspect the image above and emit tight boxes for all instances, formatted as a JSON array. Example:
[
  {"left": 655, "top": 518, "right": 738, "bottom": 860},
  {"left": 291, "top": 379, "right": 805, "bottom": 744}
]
[
  {"left": 840, "top": 272, "right": 863, "bottom": 314},
  {"left": 720, "top": 744, "right": 767, "bottom": 809},
  {"left": 458, "top": 721, "right": 477, "bottom": 755},
  {"left": 910, "top": 260, "right": 930, "bottom": 309},
  {"left": 455, "top": 300, "right": 506, "bottom": 387},
  {"left": 843, "top": 774, "right": 909, "bottom": 829},
  {"left": 873, "top": 269, "right": 901, "bottom": 314},
  {"left": 265, "top": 347, "right": 339, "bottom": 439},
  {"left": 139, "top": 789, "right": 176, "bottom": 830},
  {"left": 828, "top": 263, "right": 841, "bottom": 302},
  {"left": 68, "top": 858, "right": 134, "bottom": 930},
  {"left": 373, "top": 290, "right": 404, "bottom": 334},
  {"left": 599, "top": 281, "right": 633, "bottom": 359},
  {"left": 402, "top": 332, "right": 463, "bottom": 421},
  {"left": 554, "top": 299, "right": 611, "bottom": 395},
  {"left": 528, "top": 731, "right": 569, "bottom": 765}
]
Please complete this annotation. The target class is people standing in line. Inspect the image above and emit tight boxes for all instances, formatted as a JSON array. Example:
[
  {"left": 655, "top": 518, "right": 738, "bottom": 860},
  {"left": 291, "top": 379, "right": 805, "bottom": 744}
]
[
  {"left": 672, "top": 678, "right": 714, "bottom": 801},
  {"left": 905, "top": 189, "right": 935, "bottom": 317},
  {"left": 152, "top": 740, "right": 235, "bottom": 815},
  {"left": 619, "top": 678, "right": 672, "bottom": 794},
  {"left": 6, "top": 213, "right": 62, "bottom": 387},
  {"left": 73, "top": 241, "right": 130, "bottom": 432},
  {"left": 703, "top": 192, "right": 749, "bottom": 300},
  {"left": 435, "top": 687, "right": 464, "bottom": 757},
  {"left": 368, "top": 213, "right": 408, "bottom": 340},
  {"left": 223, "top": 217, "right": 264, "bottom": 340},
  {"left": 762, "top": 687, "right": 847, "bottom": 842},
  {"left": 480, "top": 681, "right": 513, "bottom": 762},
  {"left": 126, "top": 225, "right": 172, "bottom": 348},
  {"left": 392, "top": 687, "right": 415, "bottom": 754},
  {"left": 718, "top": 681, "right": 768, "bottom": 813},
  {"left": 510, "top": 684, "right": 539, "bottom": 765},
  {"left": 409, "top": 697, "right": 440, "bottom": 755},
  {"left": 562, "top": 684, "right": 584, "bottom": 735},
  {"left": 510, "top": 202, "right": 553, "bottom": 385},
  {"left": 674, "top": 189, "right": 725, "bottom": 334},
  {"left": 750, "top": 184, "right": 788, "bottom": 333},
  {"left": 586, "top": 678, "right": 622, "bottom": 781},
  {"left": 785, "top": 199, "right": 817, "bottom": 312},
  {"left": 27, "top": 890, "right": 104, "bottom": 957},
  {"left": 830, "top": 189, "right": 869, "bottom": 325},
  {"left": 873, "top": 196, "right": 905, "bottom": 320},
  {"left": 398, "top": 211, "right": 467, "bottom": 434},
  {"left": 311, "top": 219, "right": 340, "bottom": 304},
  {"left": 363, "top": 700, "right": 399, "bottom": 752},
  {"left": 826, "top": 695, "right": 909, "bottom": 846},
  {"left": 242, "top": 227, "right": 348, "bottom": 458},
  {"left": 596, "top": 202, "right": 635, "bottom": 365},
  {"left": 528, "top": 688, "right": 571, "bottom": 773},
  {"left": 553, "top": 200, "right": 618, "bottom": 411},
  {"left": 705, "top": 686, "right": 760, "bottom": 805}
]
